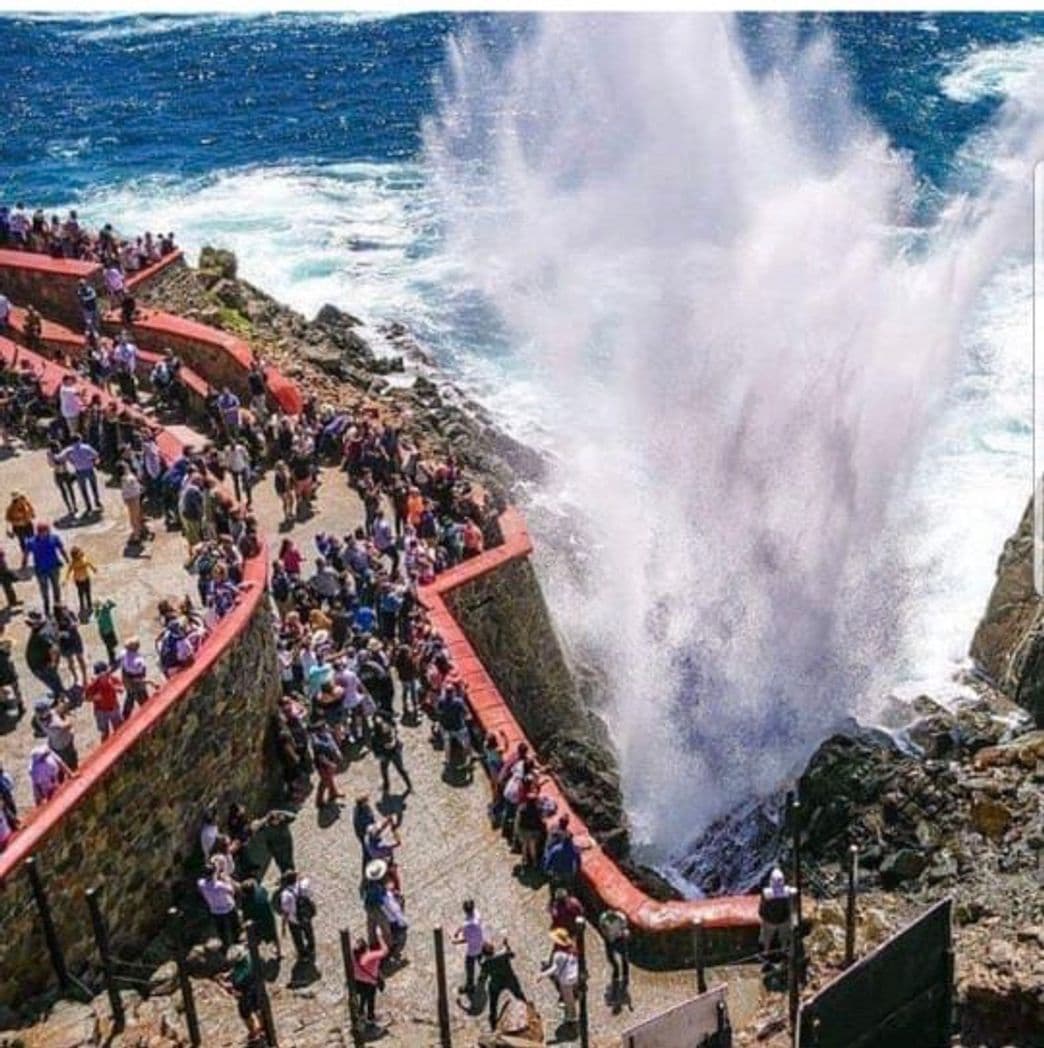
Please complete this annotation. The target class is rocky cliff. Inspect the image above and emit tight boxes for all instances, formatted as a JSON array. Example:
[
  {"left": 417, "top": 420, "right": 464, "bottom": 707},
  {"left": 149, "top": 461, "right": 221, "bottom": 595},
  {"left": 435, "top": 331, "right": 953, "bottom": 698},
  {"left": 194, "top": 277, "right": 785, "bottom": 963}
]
[{"left": 971, "top": 495, "right": 1044, "bottom": 727}]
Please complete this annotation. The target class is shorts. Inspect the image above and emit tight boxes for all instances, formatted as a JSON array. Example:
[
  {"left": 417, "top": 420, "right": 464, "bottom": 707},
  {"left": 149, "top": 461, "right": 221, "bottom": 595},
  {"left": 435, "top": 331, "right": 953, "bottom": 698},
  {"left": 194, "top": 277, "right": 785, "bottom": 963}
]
[{"left": 94, "top": 707, "right": 123, "bottom": 734}]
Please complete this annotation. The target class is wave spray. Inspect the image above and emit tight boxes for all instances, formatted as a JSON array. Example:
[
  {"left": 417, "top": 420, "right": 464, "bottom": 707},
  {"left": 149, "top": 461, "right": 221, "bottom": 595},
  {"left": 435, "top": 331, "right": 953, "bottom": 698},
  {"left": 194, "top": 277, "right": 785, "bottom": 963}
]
[{"left": 424, "top": 14, "right": 1042, "bottom": 856}]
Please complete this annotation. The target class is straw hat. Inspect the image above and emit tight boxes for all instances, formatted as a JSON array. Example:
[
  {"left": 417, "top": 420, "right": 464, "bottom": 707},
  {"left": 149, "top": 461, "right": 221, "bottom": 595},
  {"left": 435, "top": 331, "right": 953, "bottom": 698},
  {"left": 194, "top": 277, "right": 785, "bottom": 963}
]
[
  {"left": 549, "top": 928, "right": 573, "bottom": 949},
  {"left": 365, "top": 859, "right": 388, "bottom": 882}
]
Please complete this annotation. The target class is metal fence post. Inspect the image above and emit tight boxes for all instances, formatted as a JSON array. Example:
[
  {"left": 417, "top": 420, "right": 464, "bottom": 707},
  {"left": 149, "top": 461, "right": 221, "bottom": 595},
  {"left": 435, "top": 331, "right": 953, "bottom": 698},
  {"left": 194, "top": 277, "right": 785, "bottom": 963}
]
[
  {"left": 433, "top": 926, "right": 452, "bottom": 1048},
  {"left": 576, "top": 917, "right": 591, "bottom": 1048},
  {"left": 168, "top": 907, "right": 201, "bottom": 1046},
  {"left": 788, "top": 905, "right": 801, "bottom": 1037},
  {"left": 85, "top": 887, "right": 124, "bottom": 1030},
  {"left": 694, "top": 918, "right": 708, "bottom": 995},
  {"left": 245, "top": 920, "right": 278, "bottom": 1047},
  {"left": 25, "top": 856, "right": 69, "bottom": 991},
  {"left": 844, "top": 845, "right": 859, "bottom": 968},
  {"left": 339, "top": 928, "right": 365, "bottom": 1048}
]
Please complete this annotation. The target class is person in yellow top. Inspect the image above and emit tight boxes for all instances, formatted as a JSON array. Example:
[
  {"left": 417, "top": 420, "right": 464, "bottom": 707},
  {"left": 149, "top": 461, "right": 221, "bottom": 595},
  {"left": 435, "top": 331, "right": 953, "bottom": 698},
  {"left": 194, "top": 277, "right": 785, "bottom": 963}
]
[
  {"left": 65, "top": 546, "right": 97, "bottom": 617},
  {"left": 5, "top": 491, "right": 36, "bottom": 570}
]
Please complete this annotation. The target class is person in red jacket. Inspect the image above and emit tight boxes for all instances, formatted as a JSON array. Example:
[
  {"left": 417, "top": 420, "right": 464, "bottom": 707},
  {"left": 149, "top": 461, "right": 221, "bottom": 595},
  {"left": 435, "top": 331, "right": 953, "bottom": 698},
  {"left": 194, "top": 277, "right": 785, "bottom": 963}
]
[{"left": 352, "top": 928, "right": 389, "bottom": 1029}]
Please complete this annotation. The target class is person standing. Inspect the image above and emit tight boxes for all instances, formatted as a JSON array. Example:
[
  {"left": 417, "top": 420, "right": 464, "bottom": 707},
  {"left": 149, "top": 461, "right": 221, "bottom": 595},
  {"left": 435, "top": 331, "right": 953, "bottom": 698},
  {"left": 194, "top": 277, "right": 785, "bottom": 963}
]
[
  {"left": 95, "top": 597, "right": 119, "bottom": 666},
  {"left": 239, "top": 878, "right": 281, "bottom": 961},
  {"left": 26, "top": 522, "right": 68, "bottom": 616},
  {"left": 219, "top": 945, "right": 263, "bottom": 1044},
  {"left": 28, "top": 743, "right": 73, "bottom": 805},
  {"left": 47, "top": 441, "right": 79, "bottom": 518},
  {"left": 0, "top": 638, "right": 23, "bottom": 715},
  {"left": 58, "top": 375, "right": 83, "bottom": 438},
  {"left": 64, "top": 545, "right": 96, "bottom": 617},
  {"left": 278, "top": 869, "right": 316, "bottom": 962},
  {"left": 370, "top": 711, "right": 412, "bottom": 796},
  {"left": 59, "top": 436, "right": 104, "bottom": 514},
  {"left": 351, "top": 929, "right": 389, "bottom": 1029},
  {"left": 452, "top": 899, "right": 486, "bottom": 997},
  {"left": 479, "top": 937, "right": 527, "bottom": 1032},
  {"left": 24, "top": 611, "right": 65, "bottom": 698},
  {"left": 6, "top": 491, "right": 36, "bottom": 570},
  {"left": 119, "top": 636, "right": 151, "bottom": 718},
  {"left": 197, "top": 862, "right": 240, "bottom": 949},
  {"left": 85, "top": 661, "right": 123, "bottom": 740},
  {"left": 540, "top": 928, "right": 580, "bottom": 1027},
  {"left": 598, "top": 908, "right": 631, "bottom": 992},
  {"left": 227, "top": 440, "right": 253, "bottom": 507},
  {"left": 758, "top": 867, "right": 796, "bottom": 964},
  {"left": 38, "top": 701, "right": 78, "bottom": 770}
]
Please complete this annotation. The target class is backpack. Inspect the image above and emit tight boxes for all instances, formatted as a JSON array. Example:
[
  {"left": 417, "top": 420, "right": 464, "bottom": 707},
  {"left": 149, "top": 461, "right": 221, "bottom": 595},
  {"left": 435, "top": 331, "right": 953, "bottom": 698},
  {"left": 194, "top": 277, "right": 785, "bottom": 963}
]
[
  {"left": 180, "top": 486, "right": 203, "bottom": 522},
  {"left": 158, "top": 629, "right": 181, "bottom": 671},
  {"left": 297, "top": 891, "right": 317, "bottom": 921}
]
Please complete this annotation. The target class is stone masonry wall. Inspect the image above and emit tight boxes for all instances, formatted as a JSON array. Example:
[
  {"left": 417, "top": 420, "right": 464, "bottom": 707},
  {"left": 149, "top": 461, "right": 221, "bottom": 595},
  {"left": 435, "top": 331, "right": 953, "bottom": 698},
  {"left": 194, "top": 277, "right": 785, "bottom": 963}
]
[
  {"left": 443, "top": 556, "right": 628, "bottom": 848},
  {"left": 0, "top": 598, "right": 280, "bottom": 1009},
  {"left": 0, "top": 253, "right": 102, "bottom": 329}
]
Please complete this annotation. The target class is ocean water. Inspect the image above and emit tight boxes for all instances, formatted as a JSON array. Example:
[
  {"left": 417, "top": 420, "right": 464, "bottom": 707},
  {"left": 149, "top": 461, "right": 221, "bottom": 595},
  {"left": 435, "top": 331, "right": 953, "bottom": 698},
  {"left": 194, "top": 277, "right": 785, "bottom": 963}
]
[{"left": 2, "top": 12, "right": 1040, "bottom": 854}]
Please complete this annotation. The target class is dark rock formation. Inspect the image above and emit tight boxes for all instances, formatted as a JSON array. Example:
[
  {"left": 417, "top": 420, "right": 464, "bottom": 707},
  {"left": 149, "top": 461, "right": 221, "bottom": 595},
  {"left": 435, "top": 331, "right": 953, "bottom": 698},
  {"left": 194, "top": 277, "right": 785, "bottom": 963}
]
[{"left": 971, "top": 496, "right": 1044, "bottom": 726}]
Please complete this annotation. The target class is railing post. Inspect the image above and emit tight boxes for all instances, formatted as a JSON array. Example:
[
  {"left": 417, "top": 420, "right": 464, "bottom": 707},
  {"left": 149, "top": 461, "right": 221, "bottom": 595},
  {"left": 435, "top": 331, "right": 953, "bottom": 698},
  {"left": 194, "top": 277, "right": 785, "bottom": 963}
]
[
  {"left": 168, "top": 907, "right": 201, "bottom": 1046},
  {"left": 339, "top": 928, "right": 365, "bottom": 1048},
  {"left": 245, "top": 920, "right": 278, "bottom": 1047},
  {"left": 25, "top": 856, "right": 69, "bottom": 991},
  {"left": 576, "top": 917, "right": 590, "bottom": 1048},
  {"left": 85, "top": 887, "right": 124, "bottom": 1031},
  {"left": 433, "top": 926, "right": 452, "bottom": 1048},
  {"left": 789, "top": 796, "right": 803, "bottom": 934},
  {"left": 694, "top": 918, "right": 708, "bottom": 995},
  {"left": 788, "top": 905, "right": 800, "bottom": 1037},
  {"left": 844, "top": 845, "right": 859, "bottom": 968}
]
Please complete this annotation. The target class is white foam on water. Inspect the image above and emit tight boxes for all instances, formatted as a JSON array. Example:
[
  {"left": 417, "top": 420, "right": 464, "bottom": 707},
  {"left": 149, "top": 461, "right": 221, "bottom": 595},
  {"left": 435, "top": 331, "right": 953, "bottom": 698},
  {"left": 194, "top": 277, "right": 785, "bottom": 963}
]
[
  {"left": 74, "top": 163, "right": 455, "bottom": 353},
  {"left": 941, "top": 38, "right": 1044, "bottom": 104},
  {"left": 423, "top": 12, "right": 1044, "bottom": 854}
]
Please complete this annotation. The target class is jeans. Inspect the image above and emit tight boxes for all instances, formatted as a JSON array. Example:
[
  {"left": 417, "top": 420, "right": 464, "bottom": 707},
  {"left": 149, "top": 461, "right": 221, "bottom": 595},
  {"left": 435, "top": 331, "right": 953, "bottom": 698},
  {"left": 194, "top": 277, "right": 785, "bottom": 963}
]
[
  {"left": 606, "top": 939, "right": 630, "bottom": 985},
  {"left": 358, "top": 981, "right": 377, "bottom": 1021},
  {"left": 288, "top": 917, "right": 315, "bottom": 959},
  {"left": 379, "top": 748, "right": 412, "bottom": 794},
  {"left": 30, "top": 663, "right": 65, "bottom": 699},
  {"left": 54, "top": 474, "right": 78, "bottom": 515},
  {"left": 75, "top": 469, "right": 102, "bottom": 511},
  {"left": 36, "top": 568, "right": 61, "bottom": 615},
  {"left": 488, "top": 976, "right": 525, "bottom": 1030},
  {"left": 75, "top": 578, "right": 92, "bottom": 615}
]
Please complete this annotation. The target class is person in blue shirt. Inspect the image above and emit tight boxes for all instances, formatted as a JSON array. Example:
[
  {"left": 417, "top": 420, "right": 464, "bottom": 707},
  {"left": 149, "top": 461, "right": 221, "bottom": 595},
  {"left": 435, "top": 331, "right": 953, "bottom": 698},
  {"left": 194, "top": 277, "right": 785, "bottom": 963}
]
[
  {"left": 543, "top": 831, "right": 582, "bottom": 894},
  {"left": 27, "top": 523, "right": 68, "bottom": 616},
  {"left": 352, "top": 601, "right": 376, "bottom": 635}
]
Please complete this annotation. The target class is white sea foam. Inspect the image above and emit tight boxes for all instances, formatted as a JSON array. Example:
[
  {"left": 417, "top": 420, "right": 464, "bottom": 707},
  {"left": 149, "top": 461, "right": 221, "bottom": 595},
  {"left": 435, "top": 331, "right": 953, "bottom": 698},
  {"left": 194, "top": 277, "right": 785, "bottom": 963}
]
[
  {"left": 423, "top": 13, "right": 1044, "bottom": 854},
  {"left": 942, "top": 38, "right": 1044, "bottom": 103}
]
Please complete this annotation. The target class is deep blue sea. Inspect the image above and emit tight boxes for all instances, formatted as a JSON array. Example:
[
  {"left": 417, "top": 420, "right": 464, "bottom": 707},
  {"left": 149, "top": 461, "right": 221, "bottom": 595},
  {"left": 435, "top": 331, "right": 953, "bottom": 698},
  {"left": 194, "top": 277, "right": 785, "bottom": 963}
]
[{"left": 2, "top": 12, "right": 1041, "bottom": 846}]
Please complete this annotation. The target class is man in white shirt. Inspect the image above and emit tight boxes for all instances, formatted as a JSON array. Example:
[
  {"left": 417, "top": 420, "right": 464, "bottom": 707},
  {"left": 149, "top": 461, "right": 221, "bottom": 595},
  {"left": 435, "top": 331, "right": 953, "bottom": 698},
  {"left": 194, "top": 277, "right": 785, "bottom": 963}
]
[
  {"left": 279, "top": 869, "right": 316, "bottom": 960},
  {"left": 452, "top": 899, "right": 486, "bottom": 996},
  {"left": 113, "top": 333, "right": 139, "bottom": 403},
  {"left": 119, "top": 637, "right": 150, "bottom": 718}
]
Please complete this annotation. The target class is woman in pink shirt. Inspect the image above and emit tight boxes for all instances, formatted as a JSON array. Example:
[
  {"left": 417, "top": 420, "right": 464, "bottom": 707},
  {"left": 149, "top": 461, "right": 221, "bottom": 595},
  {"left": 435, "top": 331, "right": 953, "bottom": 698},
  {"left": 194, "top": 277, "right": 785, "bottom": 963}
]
[
  {"left": 352, "top": 929, "right": 389, "bottom": 1027},
  {"left": 278, "top": 538, "right": 303, "bottom": 578}
]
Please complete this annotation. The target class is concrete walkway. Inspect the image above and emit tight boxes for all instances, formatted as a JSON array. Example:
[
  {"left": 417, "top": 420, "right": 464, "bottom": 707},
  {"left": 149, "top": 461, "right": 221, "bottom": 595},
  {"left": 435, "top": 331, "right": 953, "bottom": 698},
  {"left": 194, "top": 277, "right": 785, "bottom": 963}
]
[
  {"left": 242, "top": 470, "right": 762, "bottom": 1046},
  {"left": 0, "top": 443, "right": 194, "bottom": 814}
]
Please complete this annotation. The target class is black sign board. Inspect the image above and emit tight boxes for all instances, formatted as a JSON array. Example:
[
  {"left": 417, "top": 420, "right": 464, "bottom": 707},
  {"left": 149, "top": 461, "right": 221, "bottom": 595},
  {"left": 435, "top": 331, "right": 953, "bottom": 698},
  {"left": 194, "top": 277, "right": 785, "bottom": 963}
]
[{"left": 797, "top": 898, "right": 953, "bottom": 1048}]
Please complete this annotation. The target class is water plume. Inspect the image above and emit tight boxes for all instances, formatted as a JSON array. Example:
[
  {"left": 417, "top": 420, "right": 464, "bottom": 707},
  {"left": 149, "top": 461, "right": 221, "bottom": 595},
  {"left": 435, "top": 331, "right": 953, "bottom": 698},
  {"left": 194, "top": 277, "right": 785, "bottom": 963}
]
[{"left": 424, "top": 13, "right": 1044, "bottom": 856}]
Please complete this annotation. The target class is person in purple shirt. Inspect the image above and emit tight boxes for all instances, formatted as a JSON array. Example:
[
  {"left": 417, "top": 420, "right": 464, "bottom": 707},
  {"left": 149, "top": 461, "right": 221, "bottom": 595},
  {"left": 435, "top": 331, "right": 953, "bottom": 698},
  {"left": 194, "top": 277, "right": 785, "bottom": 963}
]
[
  {"left": 26, "top": 523, "right": 68, "bottom": 616},
  {"left": 58, "top": 437, "right": 103, "bottom": 513},
  {"left": 216, "top": 387, "right": 241, "bottom": 437}
]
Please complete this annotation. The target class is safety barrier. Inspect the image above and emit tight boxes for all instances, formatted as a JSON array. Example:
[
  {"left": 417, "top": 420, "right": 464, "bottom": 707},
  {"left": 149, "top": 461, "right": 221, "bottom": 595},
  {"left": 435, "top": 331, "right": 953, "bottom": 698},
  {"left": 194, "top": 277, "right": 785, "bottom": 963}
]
[
  {"left": 107, "top": 307, "right": 303, "bottom": 416},
  {"left": 421, "top": 508, "right": 761, "bottom": 962},
  {"left": 5, "top": 305, "right": 212, "bottom": 419},
  {"left": 0, "top": 250, "right": 102, "bottom": 329}
]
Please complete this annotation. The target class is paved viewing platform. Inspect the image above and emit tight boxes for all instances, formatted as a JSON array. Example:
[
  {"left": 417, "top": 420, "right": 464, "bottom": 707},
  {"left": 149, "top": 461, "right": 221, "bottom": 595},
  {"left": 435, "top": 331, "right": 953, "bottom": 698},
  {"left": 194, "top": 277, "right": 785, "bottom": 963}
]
[{"left": 0, "top": 443, "right": 193, "bottom": 813}]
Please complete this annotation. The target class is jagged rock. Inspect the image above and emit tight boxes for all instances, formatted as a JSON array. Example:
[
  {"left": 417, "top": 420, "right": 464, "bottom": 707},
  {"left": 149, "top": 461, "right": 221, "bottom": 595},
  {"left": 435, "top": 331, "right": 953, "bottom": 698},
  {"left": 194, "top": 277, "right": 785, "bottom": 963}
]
[
  {"left": 879, "top": 849, "right": 927, "bottom": 887},
  {"left": 970, "top": 798, "right": 1013, "bottom": 840},
  {"left": 197, "top": 246, "right": 238, "bottom": 281},
  {"left": 315, "top": 303, "right": 363, "bottom": 329},
  {"left": 210, "top": 278, "right": 246, "bottom": 312},
  {"left": 185, "top": 938, "right": 227, "bottom": 978},
  {"left": 147, "top": 961, "right": 179, "bottom": 996},
  {"left": 971, "top": 496, "right": 1044, "bottom": 727},
  {"left": 975, "top": 730, "right": 1044, "bottom": 770}
]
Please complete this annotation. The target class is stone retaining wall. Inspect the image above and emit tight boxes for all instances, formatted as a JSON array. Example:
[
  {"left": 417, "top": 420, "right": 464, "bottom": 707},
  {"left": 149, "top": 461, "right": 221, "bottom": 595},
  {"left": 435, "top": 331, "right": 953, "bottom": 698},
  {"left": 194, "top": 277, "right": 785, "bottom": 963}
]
[
  {"left": 423, "top": 510, "right": 762, "bottom": 967},
  {"left": 0, "top": 251, "right": 102, "bottom": 329},
  {"left": 0, "top": 577, "right": 278, "bottom": 1007}
]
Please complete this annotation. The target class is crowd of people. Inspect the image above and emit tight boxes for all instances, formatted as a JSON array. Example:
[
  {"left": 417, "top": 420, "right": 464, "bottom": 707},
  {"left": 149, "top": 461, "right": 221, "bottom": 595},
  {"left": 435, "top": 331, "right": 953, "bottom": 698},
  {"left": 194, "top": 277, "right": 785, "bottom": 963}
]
[
  {"left": 0, "top": 224, "right": 662, "bottom": 1043},
  {"left": 0, "top": 204, "right": 176, "bottom": 273}
]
